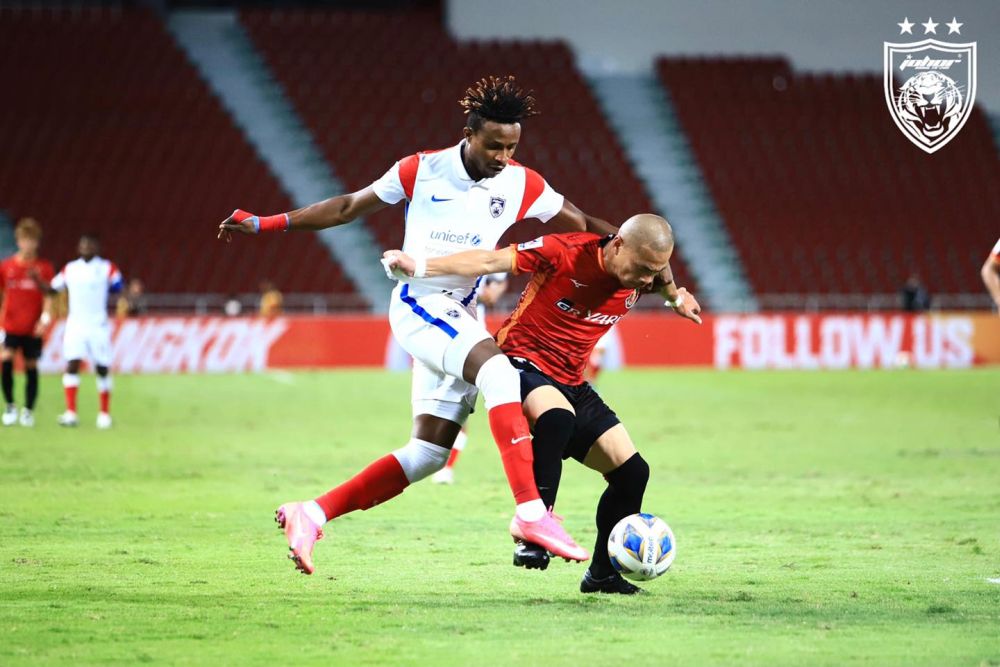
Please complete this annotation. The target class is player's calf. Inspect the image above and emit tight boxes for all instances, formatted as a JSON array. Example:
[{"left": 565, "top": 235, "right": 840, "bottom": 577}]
[
  {"left": 1, "top": 358, "right": 14, "bottom": 424},
  {"left": 589, "top": 453, "right": 649, "bottom": 579}
]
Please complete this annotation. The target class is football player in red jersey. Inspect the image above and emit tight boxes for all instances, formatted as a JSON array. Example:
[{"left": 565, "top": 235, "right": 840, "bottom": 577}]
[
  {"left": 385, "top": 213, "right": 701, "bottom": 594},
  {"left": 0, "top": 219, "right": 55, "bottom": 427}
]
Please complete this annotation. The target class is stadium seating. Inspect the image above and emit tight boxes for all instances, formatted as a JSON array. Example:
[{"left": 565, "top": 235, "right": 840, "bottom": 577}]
[
  {"left": 0, "top": 7, "right": 361, "bottom": 301},
  {"left": 240, "top": 8, "right": 696, "bottom": 295},
  {"left": 656, "top": 56, "right": 999, "bottom": 296}
]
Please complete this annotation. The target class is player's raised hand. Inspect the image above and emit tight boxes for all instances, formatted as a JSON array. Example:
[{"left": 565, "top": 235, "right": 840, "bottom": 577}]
[
  {"left": 669, "top": 287, "right": 702, "bottom": 325},
  {"left": 217, "top": 209, "right": 258, "bottom": 242},
  {"left": 381, "top": 250, "right": 416, "bottom": 280}
]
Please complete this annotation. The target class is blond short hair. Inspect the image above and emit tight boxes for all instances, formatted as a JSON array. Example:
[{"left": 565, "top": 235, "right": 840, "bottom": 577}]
[{"left": 15, "top": 217, "right": 42, "bottom": 241}]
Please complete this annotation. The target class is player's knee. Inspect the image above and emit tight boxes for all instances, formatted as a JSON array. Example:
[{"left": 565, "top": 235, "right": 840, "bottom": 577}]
[
  {"left": 391, "top": 438, "right": 451, "bottom": 483},
  {"left": 532, "top": 408, "right": 576, "bottom": 449},
  {"left": 473, "top": 353, "right": 521, "bottom": 410},
  {"left": 96, "top": 365, "right": 109, "bottom": 377},
  {"left": 606, "top": 452, "right": 649, "bottom": 497}
]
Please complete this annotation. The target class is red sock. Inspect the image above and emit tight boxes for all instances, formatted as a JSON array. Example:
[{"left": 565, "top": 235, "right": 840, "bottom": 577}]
[
  {"left": 65, "top": 386, "right": 78, "bottom": 412},
  {"left": 314, "top": 454, "right": 410, "bottom": 521},
  {"left": 487, "top": 402, "right": 540, "bottom": 504},
  {"left": 444, "top": 447, "right": 461, "bottom": 469},
  {"left": 99, "top": 391, "right": 110, "bottom": 414}
]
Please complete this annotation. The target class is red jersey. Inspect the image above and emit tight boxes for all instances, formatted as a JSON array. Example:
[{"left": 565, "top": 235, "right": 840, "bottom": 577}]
[
  {"left": 496, "top": 233, "right": 640, "bottom": 384},
  {"left": 0, "top": 255, "right": 54, "bottom": 335}
]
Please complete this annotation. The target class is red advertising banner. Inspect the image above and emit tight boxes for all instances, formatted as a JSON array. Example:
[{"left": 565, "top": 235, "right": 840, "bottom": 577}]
[{"left": 34, "top": 312, "right": 1000, "bottom": 374}]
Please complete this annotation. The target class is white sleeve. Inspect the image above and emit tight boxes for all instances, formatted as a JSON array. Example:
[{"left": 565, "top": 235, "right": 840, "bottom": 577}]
[
  {"left": 525, "top": 180, "right": 564, "bottom": 223},
  {"left": 371, "top": 161, "right": 406, "bottom": 205},
  {"left": 50, "top": 267, "right": 67, "bottom": 292},
  {"left": 992, "top": 238, "right": 1000, "bottom": 256}
]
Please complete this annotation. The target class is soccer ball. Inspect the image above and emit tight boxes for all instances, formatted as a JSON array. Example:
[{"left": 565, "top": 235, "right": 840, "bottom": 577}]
[{"left": 608, "top": 512, "right": 676, "bottom": 581}]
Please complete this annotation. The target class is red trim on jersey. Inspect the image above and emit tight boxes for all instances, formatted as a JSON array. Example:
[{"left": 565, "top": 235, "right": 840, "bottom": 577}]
[
  {"left": 516, "top": 167, "right": 545, "bottom": 221},
  {"left": 108, "top": 262, "right": 119, "bottom": 278},
  {"left": 398, "top": 154, "right": 420, "bottom": 200}
]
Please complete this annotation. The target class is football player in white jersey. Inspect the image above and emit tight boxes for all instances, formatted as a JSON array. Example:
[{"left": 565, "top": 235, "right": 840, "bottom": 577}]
[
  {"left": 982, "top": 238, "right": 1000, "bottom": 313},
  {"left": 45, "top": 235, "right": 122, "bottom": 428},
  {"left": 219, "top": 76, "right": 678, "bottom": 575},
  {"left": 430, "top": 271, "right": 509, "bottom": 485}
]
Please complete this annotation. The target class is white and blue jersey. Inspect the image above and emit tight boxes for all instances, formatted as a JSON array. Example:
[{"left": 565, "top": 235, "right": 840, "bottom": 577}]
[
  {"left": 372, "top": 140, "right": 562, "bottom": 303},
  {"left": 51, "top": 256, "right": 122, "bottom": 366},
  {"left": 373, "top": 142, "right": 562, "bottom": 423}
]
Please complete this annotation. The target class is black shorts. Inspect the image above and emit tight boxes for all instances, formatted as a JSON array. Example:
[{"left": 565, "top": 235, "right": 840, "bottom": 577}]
[
  {"left": 510, "top": 357, "right": 621, "bottom": 463},
  {"left": 2, "top": 333, "right": 43, "bottom": 360}
]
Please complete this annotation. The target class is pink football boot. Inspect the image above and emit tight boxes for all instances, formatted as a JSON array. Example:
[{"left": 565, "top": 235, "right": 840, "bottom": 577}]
[
  {"left": 275, "top": 502, "right": 324, "bottom": 575},
  {"left": 510, "top": 509, "right": 589, "bottom": 562}
]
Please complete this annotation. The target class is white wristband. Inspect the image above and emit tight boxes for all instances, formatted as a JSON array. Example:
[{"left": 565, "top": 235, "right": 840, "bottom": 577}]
[
  {"left": 39, "top": 312, "right": 52, "bottom": 326},
  {"left": 413, "top": 256, "right": 428, "bottom": 279}
]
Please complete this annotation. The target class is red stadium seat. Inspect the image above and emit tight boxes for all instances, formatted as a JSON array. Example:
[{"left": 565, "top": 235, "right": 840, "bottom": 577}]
[
  {"left": 0, "top": 8, "right": 360, "bottom": 301},
  {"left": 657, "top": 56, "right": 999, "bottom": 295}
]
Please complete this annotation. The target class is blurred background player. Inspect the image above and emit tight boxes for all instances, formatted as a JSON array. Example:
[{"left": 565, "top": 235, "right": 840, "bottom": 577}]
[
  {"left": 432, "top": 271, "right": 509, "bottom": 484},
  {"left": 386, "top": 213, "right": 701, "bottom": 594},
  {"left": 43, "top": 234, "right": 123, "bottom": 429},
  {"left": 115, "top": 278, "right": 146, "bottom": 320},
  {"left": 899, "top": 272, "right": 931, "bottom": 312},
  {"left": 258, "top": 280, "right": 283, "bottom": 318},
  {"left": 584, "top": 326, "right": 615, "bottom": 383},
  {"left": 982, "top": 238, "right": 1000, "bottom": 314},
  {"left": 0, "top": 218, "right": 54, "bottom": 427}
]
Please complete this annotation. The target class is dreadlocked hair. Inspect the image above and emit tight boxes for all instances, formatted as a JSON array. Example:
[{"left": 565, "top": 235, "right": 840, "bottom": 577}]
[{"left": 460, "top": 75, "right": 538, "bottom": 131}]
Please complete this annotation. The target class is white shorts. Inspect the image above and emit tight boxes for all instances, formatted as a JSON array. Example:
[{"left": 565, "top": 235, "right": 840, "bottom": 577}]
[
  {"left": 388, "top": 283, "right": 492, "bottom": 424},
  {"left": 63, "top": 320, "right": 113, "bottom": 367}
]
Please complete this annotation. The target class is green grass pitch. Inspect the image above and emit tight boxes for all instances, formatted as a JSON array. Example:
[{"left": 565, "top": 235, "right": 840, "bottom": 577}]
[{"left": 2, "top": 369, "right": 999, "bottom": 666}]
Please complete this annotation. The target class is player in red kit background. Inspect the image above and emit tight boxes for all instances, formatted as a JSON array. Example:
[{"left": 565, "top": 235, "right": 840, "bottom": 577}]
[
  {"left": 0, "top": 218, "right": 54, "bottom": 427},
  {"left": 385, "top": 214, "right": 701, "bottom": 594}
]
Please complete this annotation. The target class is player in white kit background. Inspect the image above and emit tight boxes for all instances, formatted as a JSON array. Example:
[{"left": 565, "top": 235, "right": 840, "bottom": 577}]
[
  {"left": 43, "top": 234, "right": 122, "bottom": 428},
  {"left": 218, "top": 76, "right": 677, "bottom": 575}
]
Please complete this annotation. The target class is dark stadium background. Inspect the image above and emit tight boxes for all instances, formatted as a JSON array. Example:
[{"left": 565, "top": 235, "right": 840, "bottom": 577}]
[{"left": 2, "top": 0, "right": 997, "bottom": 319}]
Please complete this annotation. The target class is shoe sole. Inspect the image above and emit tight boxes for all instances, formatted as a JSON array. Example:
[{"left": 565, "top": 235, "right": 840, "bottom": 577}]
[{"left": 513, "top": 552, "right": 550, "bottom": 570}]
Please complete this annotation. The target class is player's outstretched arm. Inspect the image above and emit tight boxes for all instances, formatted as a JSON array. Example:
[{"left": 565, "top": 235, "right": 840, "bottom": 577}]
[
  {"left": 982, "top": 256, "right": 1000, "bottom": 311},
  {"left": 650, "top": 266, "right": 702, "bottom": 325},
  {"left": 665, "top": 286, "right": 702, "bottom": 325},
  {"left": 217, "top": 187, "right": 389, "bottom": 240},
  {"left": 546, "top": 200, "right": 618, "bottom": 236},
  {"left": 382, "top": 248, "right": 514, "bottom": 279}
]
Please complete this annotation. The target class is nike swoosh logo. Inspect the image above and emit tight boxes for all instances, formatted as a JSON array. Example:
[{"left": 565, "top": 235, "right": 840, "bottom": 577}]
[
  {"left": 431, "top": 195, "right": 453, "bottom": 202},
  {"left": 511, "top": 436, "right": 532, "bottom": 445}
]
